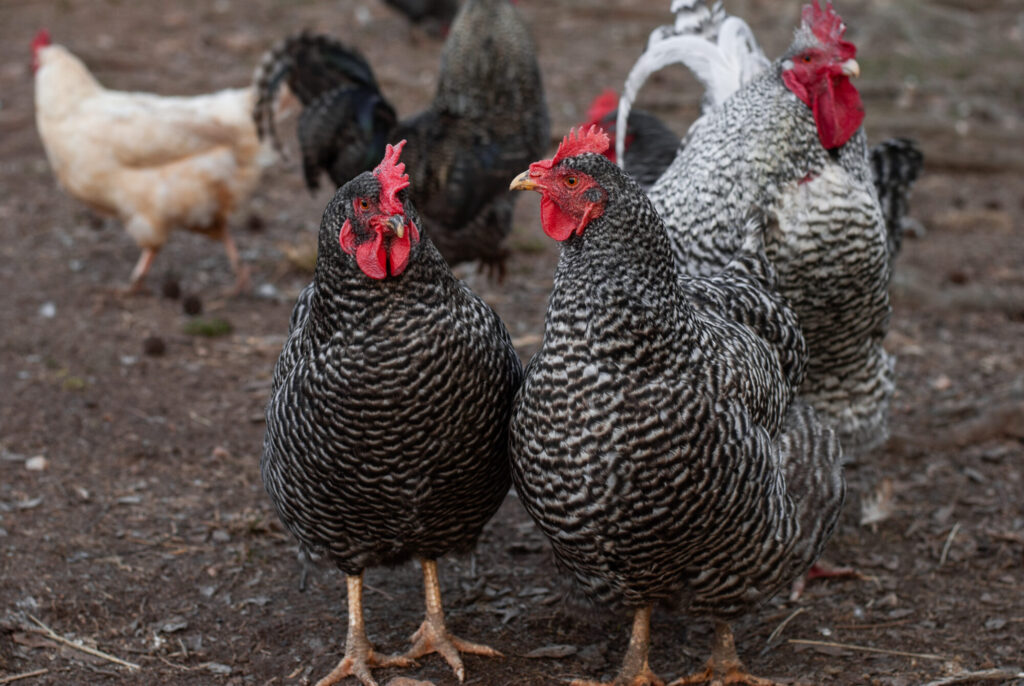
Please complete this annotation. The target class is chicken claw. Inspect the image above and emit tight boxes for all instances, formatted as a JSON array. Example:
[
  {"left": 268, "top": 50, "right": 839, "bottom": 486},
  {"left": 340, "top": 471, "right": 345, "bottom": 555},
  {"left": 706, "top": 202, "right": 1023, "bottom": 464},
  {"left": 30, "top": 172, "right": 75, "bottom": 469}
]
[
  {"left": 315, "top": 573, "right": 414, "bottom": 686},
  {"left": 668, "top": 622, "right": 781, "bottom": 686},
  {"left": 401, "top": 559, "right": 503, "bottom": 682},
  {"left": 571, "top": 605, "right": 665, "bottom": 686}
]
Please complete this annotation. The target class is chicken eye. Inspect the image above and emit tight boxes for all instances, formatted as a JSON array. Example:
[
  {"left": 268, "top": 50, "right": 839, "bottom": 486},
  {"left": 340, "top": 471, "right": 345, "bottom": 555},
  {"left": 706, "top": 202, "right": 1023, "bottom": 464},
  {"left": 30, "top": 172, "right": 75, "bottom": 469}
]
[
  {"left": 564, "top": 176, "right": 579, "bottom": 188},
  {"left": 355, "top": 197, "right": 370, "bottom": 211},
  {"left": 801, "top": 54, "right": 813, "bottom": 63}
]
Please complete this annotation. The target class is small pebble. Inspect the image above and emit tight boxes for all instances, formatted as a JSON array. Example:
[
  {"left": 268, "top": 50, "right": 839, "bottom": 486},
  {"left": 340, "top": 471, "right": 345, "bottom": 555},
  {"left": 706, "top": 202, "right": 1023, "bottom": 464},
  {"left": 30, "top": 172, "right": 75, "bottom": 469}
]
[
  {"left": 26, "top": 456, "right": 48, "bottom": 471},
  {"left": 183, "top": 294, "right": 203, "bottom": 316},
  {"left": 143, "top": 336, "right": 167, "bottom": 357},
  {"left": 39, "top": 302, "right": 56, "bottom": 318}
]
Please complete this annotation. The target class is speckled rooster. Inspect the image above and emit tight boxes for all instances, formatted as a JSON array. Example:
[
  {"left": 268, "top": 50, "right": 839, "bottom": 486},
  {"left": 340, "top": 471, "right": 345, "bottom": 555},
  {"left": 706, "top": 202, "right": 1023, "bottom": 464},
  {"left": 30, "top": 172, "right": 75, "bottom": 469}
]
[
  {"left": 253, "top": 0, "right": 548, "bottom": 275},
  {"left": 262, "top": 141, "right": 523, "bottom": 686},
  {"left": 509, "top": 126, "right": 845, "bottom": 685},
  {"left": 609, "top": 0, "right": 923, "bottom": 458}
]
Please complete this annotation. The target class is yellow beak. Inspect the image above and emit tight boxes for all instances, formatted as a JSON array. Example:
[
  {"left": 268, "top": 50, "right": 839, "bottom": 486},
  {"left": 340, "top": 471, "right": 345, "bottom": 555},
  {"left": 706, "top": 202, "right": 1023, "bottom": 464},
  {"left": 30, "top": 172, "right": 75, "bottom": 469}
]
[
  {"left": 386, "top": 214, "right": 406, "bottom": 238},
  {"left": 841, "top": 58, "right": 860, "bottom": 78},
  {"left": 510, "top": 170, "right": 541, "bottom": 192}
]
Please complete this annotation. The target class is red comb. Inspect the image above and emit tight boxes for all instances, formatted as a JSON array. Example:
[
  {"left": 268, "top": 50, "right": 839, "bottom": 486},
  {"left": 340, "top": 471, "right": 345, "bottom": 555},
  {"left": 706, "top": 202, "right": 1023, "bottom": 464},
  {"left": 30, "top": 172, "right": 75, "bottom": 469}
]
[
  {"left": 372, "top": 140, "right": 410, "bottom": 216},
  {"left": 531, "top": 126, "right": 611, "bottom": 174},
  {"left": 803, "top": 0, "right": 846, "bottom": 46},
  {"left": 585, "top": 90, "right": 619, "bottom": 125},
  {"left": 32, "top": 29, "right": 51, "bottom": 51}
]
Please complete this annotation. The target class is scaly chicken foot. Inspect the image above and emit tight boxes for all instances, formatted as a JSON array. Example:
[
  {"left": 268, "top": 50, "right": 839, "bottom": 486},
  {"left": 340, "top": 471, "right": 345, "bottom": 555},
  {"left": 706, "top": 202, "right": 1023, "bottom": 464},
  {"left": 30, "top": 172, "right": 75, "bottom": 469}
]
[
  {"left": 668, "top": 622, "right": 781, "bottom": 686},
  {"left": 314, "top": 573, "right": 414, "bottom": 686},
  {"left": 571, "top": 605, "right": 665, "bottom": 686},
  {"left": 401, "top": 558, "right": 503, "bottom": 683}
]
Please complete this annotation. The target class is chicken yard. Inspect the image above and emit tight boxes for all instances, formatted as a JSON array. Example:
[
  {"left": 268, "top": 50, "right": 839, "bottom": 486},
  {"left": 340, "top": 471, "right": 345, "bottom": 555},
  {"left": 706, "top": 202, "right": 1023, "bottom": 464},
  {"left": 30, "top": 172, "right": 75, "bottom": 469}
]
[{"left": 1, "top": 0, "right": 1023, "bottom": 684}]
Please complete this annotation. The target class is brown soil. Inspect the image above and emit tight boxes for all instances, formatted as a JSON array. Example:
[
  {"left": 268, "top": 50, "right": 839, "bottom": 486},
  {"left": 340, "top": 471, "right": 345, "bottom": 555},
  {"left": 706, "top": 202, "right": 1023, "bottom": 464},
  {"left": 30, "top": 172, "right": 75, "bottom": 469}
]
[{"left": 1, "top": 1, "right": 1022, "bottom": 685}]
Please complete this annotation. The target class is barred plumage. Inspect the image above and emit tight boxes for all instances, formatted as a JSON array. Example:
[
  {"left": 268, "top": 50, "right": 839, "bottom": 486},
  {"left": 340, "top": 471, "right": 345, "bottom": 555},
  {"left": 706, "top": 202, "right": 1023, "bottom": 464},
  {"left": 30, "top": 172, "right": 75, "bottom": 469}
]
[
  {"left": 263, "top": 173, "right": 522, "bottom": 574},
  {"left": 644, "top": 7, "right": 898, "bottom": 457},
  {"left": 508, "top": 147, "right": 844, "bottom": 682},
  {"left": 261, "top": 159, "right": 522, "bottom": 683}
]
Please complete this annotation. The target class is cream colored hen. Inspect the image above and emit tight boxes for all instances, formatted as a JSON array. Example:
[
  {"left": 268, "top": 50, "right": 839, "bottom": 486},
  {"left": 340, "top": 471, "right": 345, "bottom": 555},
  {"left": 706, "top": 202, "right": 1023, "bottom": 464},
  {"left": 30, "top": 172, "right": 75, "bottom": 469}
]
[{"left": 33, "top": 30, "right": 285, "bottom": 293}]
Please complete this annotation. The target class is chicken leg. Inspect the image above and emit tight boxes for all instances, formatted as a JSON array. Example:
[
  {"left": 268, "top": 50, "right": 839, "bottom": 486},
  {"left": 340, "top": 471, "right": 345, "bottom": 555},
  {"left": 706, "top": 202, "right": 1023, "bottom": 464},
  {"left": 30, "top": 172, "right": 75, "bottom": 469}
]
[
  {"left": 400, "top": 558, "right": 503, "bottom": 682},
  {"left": 572, "top": 605, "right": 665, "bottom": 686},
  {"left": 668, "top": 621, "right": 780, "bottom": 686},
  {"left": 315, "top": 573, "right": 413, "bottom": 686},
  {"left": 126, "top": 247, "right": 159, "bottom": 294},
  {"left": 219, "top": 227, "right": 251, "bottom": 295}
]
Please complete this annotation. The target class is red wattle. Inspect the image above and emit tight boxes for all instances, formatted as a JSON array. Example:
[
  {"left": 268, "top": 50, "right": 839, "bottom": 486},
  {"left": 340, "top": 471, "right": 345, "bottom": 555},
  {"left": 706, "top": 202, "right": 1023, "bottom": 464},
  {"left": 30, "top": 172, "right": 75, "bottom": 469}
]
[
  {"left": 388, "top": 235, "right": 411, "bottom": 276},
  {"left": 540, "top": 196, "right": 576, "bottom": 242},
  {"left": 811, "top": 75, "right": 864, "bottom": 149},
  {"left": 355, "top": 231, "right": 387, "bottom": 279}
]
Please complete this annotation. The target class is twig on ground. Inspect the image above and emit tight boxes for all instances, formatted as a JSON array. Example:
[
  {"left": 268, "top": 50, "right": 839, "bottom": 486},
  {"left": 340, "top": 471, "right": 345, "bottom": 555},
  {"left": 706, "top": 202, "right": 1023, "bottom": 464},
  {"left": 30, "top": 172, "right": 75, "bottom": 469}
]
[
  {"left": 787, "top": 638, "right": 946, "bottom": 661},
  {"left": 921, "top": 668, "right": 1024, "bottom": 685},
  {"left": 939, "top": 522, "right": 961, "bottom": 567},
  {"left": 0, "top": 669, "right": 50, "bottom": 685},
  {"left": 834, "top": 618, "right": 915, "bottom": 630},
  {"left": 762, "top": 607, "right": 805, "bottom": 654},
  {"left": 26, "top": 614, "right": 141, "bottom": 671}
]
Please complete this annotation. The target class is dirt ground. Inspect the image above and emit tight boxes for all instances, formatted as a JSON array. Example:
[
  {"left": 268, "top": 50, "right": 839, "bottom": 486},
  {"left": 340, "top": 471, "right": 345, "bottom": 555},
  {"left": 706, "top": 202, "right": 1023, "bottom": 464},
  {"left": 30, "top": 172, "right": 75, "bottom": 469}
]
[{"left": 1, "top": 1, "right": 1022, "bottom": 684}]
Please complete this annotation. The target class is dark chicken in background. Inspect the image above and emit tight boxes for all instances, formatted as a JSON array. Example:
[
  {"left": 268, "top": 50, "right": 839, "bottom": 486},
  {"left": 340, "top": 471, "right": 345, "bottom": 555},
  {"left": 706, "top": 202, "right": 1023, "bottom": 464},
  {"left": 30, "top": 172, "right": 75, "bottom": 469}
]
[
  {"left": 508, "top": 127, "right": 844, "bottom": 685},
  {"left": 261, "top": 141, "right": 523, "bottom": 686},
  {"left": 381, "top": 0, "right": 460, "bottom": 36},
  {"left": 254, "top": 0, "right": 549, "bottom": 275}
]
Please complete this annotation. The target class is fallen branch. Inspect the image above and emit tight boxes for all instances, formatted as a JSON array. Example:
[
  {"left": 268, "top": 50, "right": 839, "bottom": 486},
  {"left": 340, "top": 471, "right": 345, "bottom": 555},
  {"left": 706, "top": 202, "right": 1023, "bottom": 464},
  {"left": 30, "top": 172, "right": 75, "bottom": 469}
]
[
  {"left": 0, "top": 669, "right": 50, "bottom": 685},
  {"left": 921, "top": 668, "right": 1024, "bottom": 686},
  {"left": 27, "top": 615, "right": 140, "bottom": 671},
  {"left": 787, "top": 638, "right": 946, "bottom": 661}
]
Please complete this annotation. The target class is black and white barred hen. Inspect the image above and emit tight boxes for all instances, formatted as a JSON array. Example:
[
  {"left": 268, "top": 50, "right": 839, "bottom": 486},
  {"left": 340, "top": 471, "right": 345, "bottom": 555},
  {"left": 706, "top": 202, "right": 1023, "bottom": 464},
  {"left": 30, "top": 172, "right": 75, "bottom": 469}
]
[
  {"left": 612, "top": 1, "right": 912, "bottom": 458},
  {"left": 509, "top": 127, "right": 844, "bottom": 685},
  {"left": 253, "top": 0, "right": 548, "bottom": 275},
  {"left": 262, "top": 142, "right": 522, "bottom": 686}
]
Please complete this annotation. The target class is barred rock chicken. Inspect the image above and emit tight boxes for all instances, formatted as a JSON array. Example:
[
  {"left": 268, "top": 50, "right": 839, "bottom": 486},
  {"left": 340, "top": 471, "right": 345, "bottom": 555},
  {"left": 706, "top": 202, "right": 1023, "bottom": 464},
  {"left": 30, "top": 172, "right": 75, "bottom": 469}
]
[
  {"left": 262, "top": 142, "right": 522, "bottom": 686},
  {"left": 617, "top": 1, "right": 909, "bottom": 457},
  {"left": 588, "top": 91, "right": 922, "bottom": 256},
  {"left": 509, "top": 127, "right": 844, "bottom": 685},
  {"left": 254, "top": 0, "right": 549, "bottom": 274},
  {"left": 32, "top": 30, "right": 280, "bottom": 294}
]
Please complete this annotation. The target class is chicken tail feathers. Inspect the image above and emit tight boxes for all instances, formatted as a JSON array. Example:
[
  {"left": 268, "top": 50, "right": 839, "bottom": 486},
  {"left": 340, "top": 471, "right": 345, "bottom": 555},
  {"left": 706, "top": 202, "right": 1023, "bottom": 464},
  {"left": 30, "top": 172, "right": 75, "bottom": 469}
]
[
  {"left": 870, "top": 137, "right": 924, "bottom": 259},
  {"left": 253, "top": 31, "right": 384, "bottom": 154},
  {"left": 615, "top": 0, "right": 768, "bottom": 164}
]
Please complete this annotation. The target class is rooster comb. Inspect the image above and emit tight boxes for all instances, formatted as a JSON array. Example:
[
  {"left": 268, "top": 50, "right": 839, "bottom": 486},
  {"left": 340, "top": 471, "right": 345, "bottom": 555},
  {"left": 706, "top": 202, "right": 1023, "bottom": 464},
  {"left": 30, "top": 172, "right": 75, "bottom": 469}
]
[
  {"left": 802, "top": 0, "right": 846, "bottom": 46},
  {"left": 32, "top": 29, "right": 51, "bottom": 51},
  {"left": 373, "top": 140, "right": 410, "bottom": 215},
  {"left": 532, "top": 126, "right": 611, "bottom": 173}
]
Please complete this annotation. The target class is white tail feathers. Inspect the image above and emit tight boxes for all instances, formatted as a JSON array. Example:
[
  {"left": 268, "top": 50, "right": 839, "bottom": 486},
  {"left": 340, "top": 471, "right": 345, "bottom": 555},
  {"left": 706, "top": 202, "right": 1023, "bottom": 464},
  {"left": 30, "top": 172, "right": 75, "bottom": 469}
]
[{"left": 615, "top": 1, "right": 768, "bottom": 165}]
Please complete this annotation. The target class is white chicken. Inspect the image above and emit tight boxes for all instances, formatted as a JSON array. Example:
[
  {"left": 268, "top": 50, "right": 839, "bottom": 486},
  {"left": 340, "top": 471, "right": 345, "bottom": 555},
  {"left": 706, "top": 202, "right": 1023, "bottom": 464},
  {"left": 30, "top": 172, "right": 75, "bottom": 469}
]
[{"left": 32, "top": 30, "right": 286, "bottom": 293}]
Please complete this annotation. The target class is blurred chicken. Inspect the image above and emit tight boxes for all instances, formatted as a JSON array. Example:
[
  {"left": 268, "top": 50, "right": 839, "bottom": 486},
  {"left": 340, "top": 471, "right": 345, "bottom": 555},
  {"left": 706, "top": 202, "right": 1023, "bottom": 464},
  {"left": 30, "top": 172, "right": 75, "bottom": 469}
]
[
  {"left": 32, "top": 30, "right": 285, "bottom": 293},
  {"left": 253, "top": 0, "right": 548, "bottom": 275},
  {"left": 381, "top": 0, "right": 460, "bottom": 36}
]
